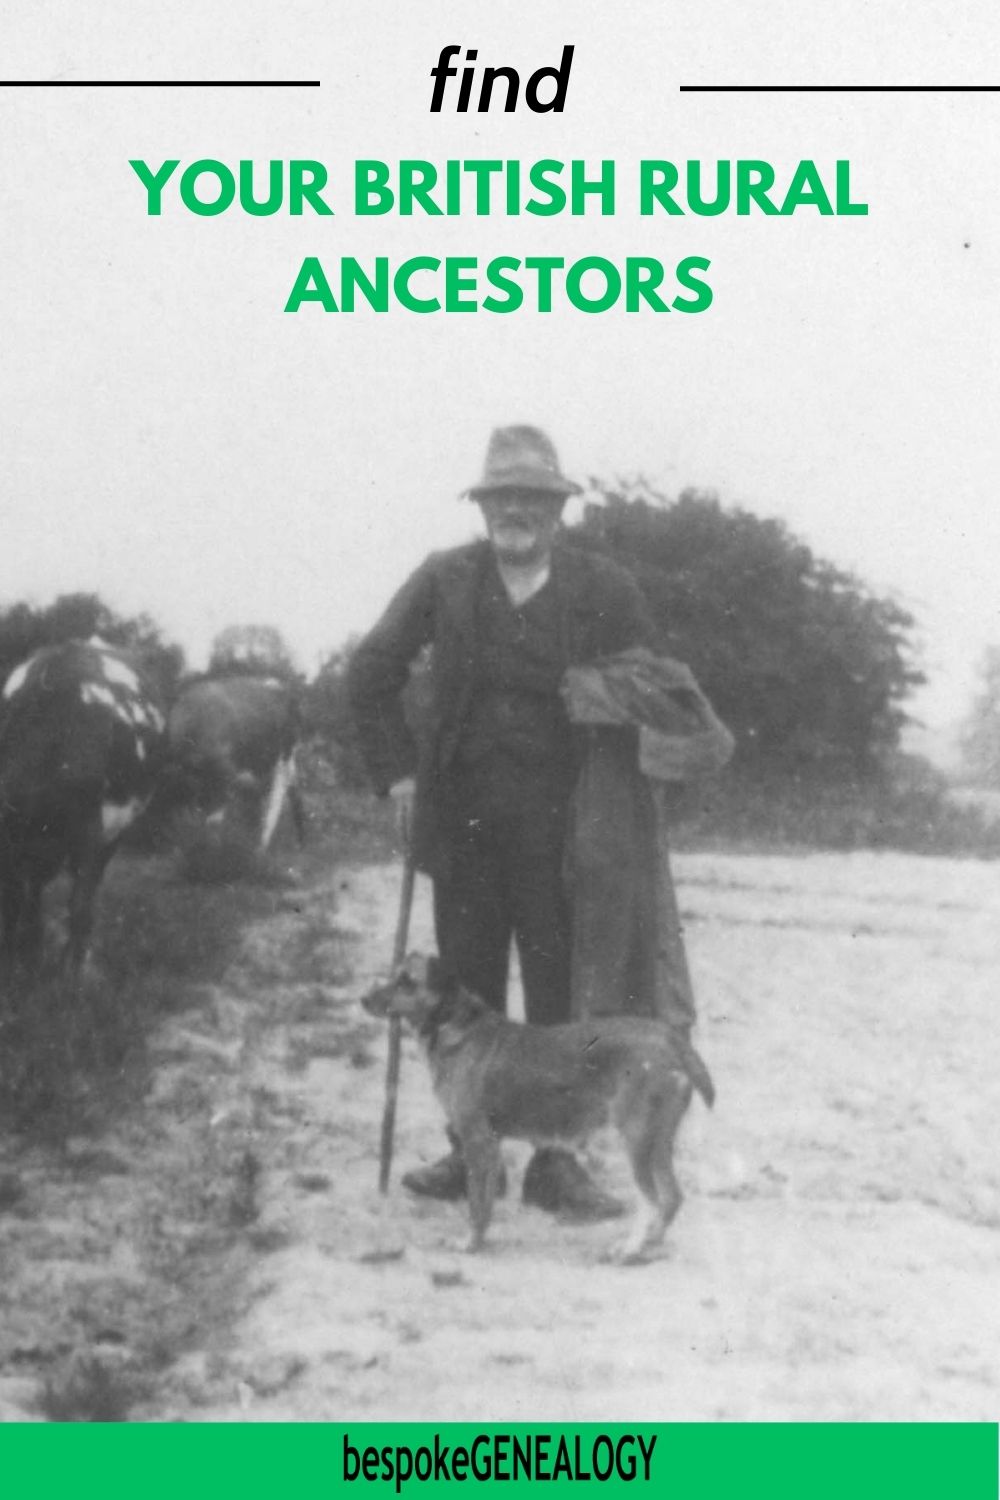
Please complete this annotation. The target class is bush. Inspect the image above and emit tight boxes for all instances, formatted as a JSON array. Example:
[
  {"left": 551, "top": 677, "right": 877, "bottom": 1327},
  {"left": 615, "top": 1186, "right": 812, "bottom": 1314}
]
[
  {"left": 303, "top": 638, "right": 370, "bottom": 789},
  {"left": 569, "top": 484, "right": 923, "bottom": 778},
  {"left": 670, "top": 760, "right": 1000, "bottom": 857}
]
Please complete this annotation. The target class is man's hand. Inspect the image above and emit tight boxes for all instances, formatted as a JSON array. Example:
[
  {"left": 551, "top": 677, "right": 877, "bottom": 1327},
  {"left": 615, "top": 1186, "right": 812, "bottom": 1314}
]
[{"left": 389, "top": 777, "right": 416, "bottom": 850}]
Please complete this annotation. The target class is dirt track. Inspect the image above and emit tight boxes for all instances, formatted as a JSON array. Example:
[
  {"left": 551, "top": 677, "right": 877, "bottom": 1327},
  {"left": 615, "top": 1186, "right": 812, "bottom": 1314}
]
[{"left": 1, "top": 847, "right": 998, "bottom": 1421}]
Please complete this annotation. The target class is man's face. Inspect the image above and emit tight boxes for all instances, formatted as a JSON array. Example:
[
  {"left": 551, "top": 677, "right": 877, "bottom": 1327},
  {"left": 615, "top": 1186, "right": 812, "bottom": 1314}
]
[{"left": 477, "top": 488, "right": 566, "bottom": 566}]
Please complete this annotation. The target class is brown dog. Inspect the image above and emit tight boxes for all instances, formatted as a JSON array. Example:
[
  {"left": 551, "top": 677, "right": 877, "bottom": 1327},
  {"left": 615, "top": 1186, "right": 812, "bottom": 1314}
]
[{"left": 362, "top": 954, "right": 714, "bottom": 1261}]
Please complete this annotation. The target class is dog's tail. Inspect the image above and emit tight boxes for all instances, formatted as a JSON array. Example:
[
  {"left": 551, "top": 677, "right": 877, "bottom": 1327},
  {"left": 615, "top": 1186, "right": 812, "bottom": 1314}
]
[{"left": 677, "top": 1036, "right": 715, "bottom": 1109}]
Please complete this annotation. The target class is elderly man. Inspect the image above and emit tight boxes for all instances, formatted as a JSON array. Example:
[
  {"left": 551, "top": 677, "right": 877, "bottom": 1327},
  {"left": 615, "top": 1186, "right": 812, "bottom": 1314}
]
[{"left": 348, "top": 424, "right": 659, "bottom": 1217}]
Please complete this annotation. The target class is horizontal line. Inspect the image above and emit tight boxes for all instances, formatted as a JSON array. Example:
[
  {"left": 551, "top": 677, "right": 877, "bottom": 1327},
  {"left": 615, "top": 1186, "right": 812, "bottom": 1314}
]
[
  {"left": 680, "top": 84, "right": 1000, "bottom": 92},
  {"left": 0, "top": 79, "right": 321, "bottom": 87}
]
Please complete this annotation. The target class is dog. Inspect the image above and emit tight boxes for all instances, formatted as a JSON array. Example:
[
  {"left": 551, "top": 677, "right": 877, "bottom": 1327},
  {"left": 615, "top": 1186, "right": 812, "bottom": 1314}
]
[{"left": 362, "top": 953, "right": 714, "bottom": 1261}]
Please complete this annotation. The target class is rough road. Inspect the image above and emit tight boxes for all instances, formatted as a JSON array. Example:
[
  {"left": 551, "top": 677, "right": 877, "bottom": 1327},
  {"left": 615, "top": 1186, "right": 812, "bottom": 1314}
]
[{"left": 2, "top": 850, "right": 997, "bottom": 1421}]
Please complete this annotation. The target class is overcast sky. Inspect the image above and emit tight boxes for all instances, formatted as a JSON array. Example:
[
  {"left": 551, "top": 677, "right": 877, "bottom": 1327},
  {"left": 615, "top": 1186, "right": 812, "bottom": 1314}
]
[{"left": 2, "top": 1, "right": 999, "bottom": 735}]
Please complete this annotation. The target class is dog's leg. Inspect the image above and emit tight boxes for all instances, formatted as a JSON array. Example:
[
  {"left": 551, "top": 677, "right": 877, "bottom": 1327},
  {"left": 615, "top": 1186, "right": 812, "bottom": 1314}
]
[
  {"left": 612, "top": 1129, "right": 661, "bottom": 1265},
  {"left": 460, "top": 1127, "right": 502, "bottom": 1253},
  {"left": 641, "top": 1073, "right": 693, "bottom": 1253},
  {"left": 612, "top": 1073, "right": 692, "bottom": 1264}
]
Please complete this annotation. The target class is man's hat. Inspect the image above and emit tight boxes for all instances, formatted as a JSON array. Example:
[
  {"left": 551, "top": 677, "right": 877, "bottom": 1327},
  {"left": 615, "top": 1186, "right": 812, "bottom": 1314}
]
[{"left": 465, "top": 425, "right": 583, "bottom": 499}]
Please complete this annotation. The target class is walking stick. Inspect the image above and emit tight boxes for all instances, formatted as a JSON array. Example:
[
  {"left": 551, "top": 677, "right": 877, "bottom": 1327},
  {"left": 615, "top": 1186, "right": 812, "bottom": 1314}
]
[{"left": 378, "top": 848, "right": 416, "bottom": 1193}]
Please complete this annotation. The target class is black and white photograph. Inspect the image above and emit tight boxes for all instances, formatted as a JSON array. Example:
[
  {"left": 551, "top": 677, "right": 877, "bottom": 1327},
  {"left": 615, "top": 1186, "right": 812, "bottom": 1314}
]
[{"left": 1, "top": 1, "right": 998, "bottom": 1424}]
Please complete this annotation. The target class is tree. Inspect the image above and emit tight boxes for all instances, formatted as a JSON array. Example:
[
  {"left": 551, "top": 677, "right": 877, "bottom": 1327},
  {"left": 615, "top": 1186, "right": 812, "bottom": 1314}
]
[
  {"left": 0, "top": 591, "right": 185, "bottom": 702},
  {"left": 960, "top": 646, "right": 1000, "bottom": 787},
  {"left": 208, "top": 623, "right": 298, "bottom": 681},
  {"left": 568, "top": 482, "right": 923, "bottom": 776},
  {"left": 303, "top": 637, "right": 367, "bottom": 786}
]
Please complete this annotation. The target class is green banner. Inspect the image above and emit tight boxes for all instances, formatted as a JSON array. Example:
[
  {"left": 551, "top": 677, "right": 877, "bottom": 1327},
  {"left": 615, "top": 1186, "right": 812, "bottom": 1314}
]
[{"left": 1, "top": 1423, "right": 996, "bottom": 1500}]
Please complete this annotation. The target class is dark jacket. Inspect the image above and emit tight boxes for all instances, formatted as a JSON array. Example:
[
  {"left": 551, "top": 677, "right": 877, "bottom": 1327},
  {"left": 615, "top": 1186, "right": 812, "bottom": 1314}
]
[{"left": 348, "top": 538, "right": 657, "bottom": 874}]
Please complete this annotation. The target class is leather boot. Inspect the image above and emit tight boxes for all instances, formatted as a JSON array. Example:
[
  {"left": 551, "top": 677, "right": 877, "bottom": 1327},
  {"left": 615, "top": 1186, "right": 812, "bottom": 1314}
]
[
  {"left": 402, "top": 1134, "right": 507, "bottom": 1200},
  {"left": 402, "top": 1148, "right": 468, "bottom": 1200},
  {"left": 522, "top": 1147, "right": 624, "bottom": 1221}
]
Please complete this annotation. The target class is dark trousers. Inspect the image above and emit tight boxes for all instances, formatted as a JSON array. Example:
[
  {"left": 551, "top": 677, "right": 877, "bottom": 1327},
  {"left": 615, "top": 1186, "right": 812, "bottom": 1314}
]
[{"left": 432, "top": 760, "right": 573, "bottom": 1027}]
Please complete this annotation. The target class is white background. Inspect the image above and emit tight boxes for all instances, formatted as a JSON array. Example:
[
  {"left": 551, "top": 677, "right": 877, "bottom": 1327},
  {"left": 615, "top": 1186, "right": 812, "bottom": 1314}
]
[{"left": 2, "top": 1, "right": 999, "bottom": 739}]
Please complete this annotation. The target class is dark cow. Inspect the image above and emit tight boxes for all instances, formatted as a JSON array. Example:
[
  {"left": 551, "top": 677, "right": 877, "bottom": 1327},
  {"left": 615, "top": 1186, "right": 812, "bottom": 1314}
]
[
  {"left": 166, "top": 675, "right": 305, "bottom": 851},
  {"left": 0, "top": 638, "right": 166, "bottom": 976}
]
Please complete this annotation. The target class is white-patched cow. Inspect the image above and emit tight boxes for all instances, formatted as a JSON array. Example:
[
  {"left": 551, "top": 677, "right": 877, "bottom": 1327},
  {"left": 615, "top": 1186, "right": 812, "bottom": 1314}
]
[
  {"left": 0, "top": 638, "right": 166, "bottom": 976},
  {"left": 166, "top": 675, "right": 305, "bottom": 851}
]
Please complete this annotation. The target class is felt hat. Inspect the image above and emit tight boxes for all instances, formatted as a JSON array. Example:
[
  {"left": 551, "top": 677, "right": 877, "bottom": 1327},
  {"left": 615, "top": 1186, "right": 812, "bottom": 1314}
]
[{"left": 465, "top": 425, "right": 582, "bottom": 499}]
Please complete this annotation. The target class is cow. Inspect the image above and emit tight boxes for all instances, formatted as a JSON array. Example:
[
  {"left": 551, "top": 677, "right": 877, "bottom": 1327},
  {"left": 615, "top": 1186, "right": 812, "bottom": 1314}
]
[
  {"left": 165, "top": 675, "right": 306, "bottom": 852},
  {"left": 0, "top": 638, "right": 166, "bottom": 977}
]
